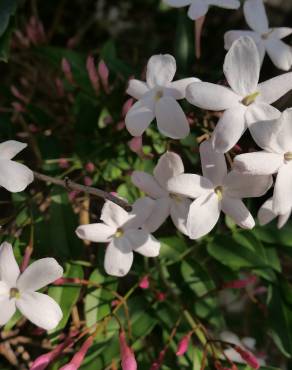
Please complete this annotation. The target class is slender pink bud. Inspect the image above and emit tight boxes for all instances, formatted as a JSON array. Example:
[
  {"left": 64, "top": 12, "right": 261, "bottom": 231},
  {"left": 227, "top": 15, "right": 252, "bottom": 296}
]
[
  {"left": 86, "top": 55, "right": 100, "bottom": 94},
  {"left": 128, "top": 136, "right": 142, "bottom": 154},
  {"left": 176, "top": 333, "right": 191, "bottom": 356},
  {"left": 150, "top": 350, "right": 165, "bottom": 370},
  {"left": 55, "top": 78, "right": 65, "bottom": 98},
  {"left": 62, "top": 58, "right": 75, "bottom": 85},
  {"left": 84, "top": 176, "right": 93, "bottom": 186},
  {"left": 139, "top": 275, "right": 149, "bottom": 289},
  {"left": 222, "top": 275, "right": 257, "bottom": 290},
  {"left": 122, "top": 98, "right": 134, "bottom": 118},
  {"left": 85, "top": 162, "right": 95, "bottom": 173},
  {"left": 119, "top": 331, "right": 137, "bottom": 370},
  {"left": 234, "top": 346, "right": 260, "bottom": 369},
  {"left": 11, "top": 101, "right": 26, "bottom": 113},
  {"left": 60, "top": 336, "right": 94, "bottom": 370},
  {"left": 53, "top": 277, "right": 80, "bottom": 285},
  {"left": 98, "top": 60, "right": 110, "bottom": 93},
  {"left": 11, "top": 85, "right": 29, "bottom": 104},
  {"left": 59, "top": 158, "right": 70, "bottom": 169}
]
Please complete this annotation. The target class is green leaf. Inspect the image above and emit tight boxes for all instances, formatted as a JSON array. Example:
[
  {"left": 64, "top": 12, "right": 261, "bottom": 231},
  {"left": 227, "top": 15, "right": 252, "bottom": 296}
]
[
  {"left": 0, "top": 0, "right": 17, "bottom": 37},
  {"left": 0, "top": 21, "right": 13, "bottom": 62}
]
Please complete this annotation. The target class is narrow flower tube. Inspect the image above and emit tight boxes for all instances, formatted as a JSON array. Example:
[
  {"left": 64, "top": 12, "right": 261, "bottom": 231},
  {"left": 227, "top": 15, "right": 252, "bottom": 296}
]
[
  {"left": 98, "top": 60, "right": 110, "bottom": 93},
  {"left": 86, "top": 55, "right": 100, "bottom": 94},
  {"left": 60, "top": 336, "right": 94, "bottom": 370},
  {"left": 61, "top": 58, "right": 75, "bottom": 85},
  {"left": 233, "top": 346, "right": 260, "bottom": 369},
  {"left": 119, "top": 331, "right": 137, "bottom": 370},
  {"left": 176, "top": 333, "right": 191, "bottom": 356}
]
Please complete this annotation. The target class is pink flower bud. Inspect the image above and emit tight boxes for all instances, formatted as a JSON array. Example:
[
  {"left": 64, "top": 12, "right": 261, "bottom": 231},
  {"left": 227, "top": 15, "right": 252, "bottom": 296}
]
[
  {"left": 117, "top": 121, "right": 126, "bottom": 131},
  {"left": 128, "top": 136, "right": 142, "bottom": 154},
  {"left": 156, "top": 292, "right": 166, "bottom": 302},
  {"left": 176, "top": 333, "right": 191, "bottom": 356},
  {"left": 60, "top": 336, "right": 94, "bottom": 370},
  {"left": 234, "top": 346, "right": 260, "bottom": 369},
  {"left": 85, "top": 162, "right": 95, "bottom": 173},
  {"left": 222, "top": 275, "right": 257, "bottom": 290},
  {"left": 59, "top": 158, "right": 70, "bottom": 169},
  {"left": 55, "top": 78, "right": 65, "bottom": 98},
  {"left": 11, "top": 85, "right": 29, "bottom": 104},
  {"left": 98, "top": 60, "right": 110, "bottom": 93},
  {"left": 61, "top": 58, "right": 75, "bottom": 85},
  {"left": 139, "top": 275, "right": 149, "bottom": 289},
  {"left": 122, "top": 98, "right": 134, "bottom": 118},
  {"left": 150, "top": 350, "right": 165, "bottom": 370},
  {"left": 84, "top": 176, "right": 93, "bottom": 186},
  {"left": 11, "top": 101, "right": 26, "bottom": 113},
  {"left": 119, "top": 331, "right": 137, "bottom": 370},
  {"left": 69, "top": 191, "right": 79, "bottom": 201},
  {"left": 86, "top": 55, "right": 100, "bottom": 94}
]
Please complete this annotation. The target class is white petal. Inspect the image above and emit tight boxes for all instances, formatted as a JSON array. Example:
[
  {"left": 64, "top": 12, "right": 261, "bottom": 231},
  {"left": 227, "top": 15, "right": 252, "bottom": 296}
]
[
  {"left": 0, "top": 159, "right": 33, "bottom": 192},
  {"left": 75, "top": 223, "right": 115, "bottom": 243},
  {"left": 131, "top": 171, "right": 166, "bottom": 198},
  {"left": 273, "top": 162, "right": 292, "bottom": 215},
  {"left": 144, "top": 197, "right": 171, "bottom": 233},
  {"left": 221, "top": 197, "right": 255, "bottom": 229},
  {"left": 104, "top": 238, "right": 133, "bottom": 277},
  {"left": 125, "top": 97, "right": 155, "bottom": 137},
  {"left": 170, "top": 197, "right": 191, "bottom": 235},
  {"left": 125, "top": 229, "right": 160, "bottom": 257},
  {"left": 223, "top": 171, "right": 272, "bottom": 198},
  {"left": 200, "top": 139, "right": 227, "bottom": 185},
  {"left": 0, "top": 242, "right": 20, "bottom": 287},
  {"left": 224, "top": 31, "right": 260, "bottom": 50},
  {"left": 166, "top": 78, "right": 201, "bottom": 100},
  {"left": 265, "top": 39, "right": 292, "bottom": 71},
  {"left": 16, "top": 292, "right": 62, "bottom": 330},
  {"left": 245, "top": 102, "right": 280, "bottom": 127},
  {"left": 154, "top": 151, "right": 184, "bottom": 189},
  {"left": 163, "top": 0, "right": 192, "bottom": 6},
  {"left": 126, "top": 79, "right": 149, "bottom": 100},
  {"left": 258, "top": 198, "right": 276, "bottom": 226},
  {"left": 223, "top": 36, "right": 260, "bottom": 96},
  {"left": 186, "top": 82, "right": 239, "bottom": 110},
  {"left": 0, "top": 296, "right": 16, "bottom": 325},
  {"left": 101, "top": 201, "right": 129, "bottom": 228},
  {"left": 257, "top": 72, "right": 292, "bottom": 104},
  {"left": 167, "top": 173, "right": 214, "bottom": 199},
  {"left": 0, "top": 140, "right": 27, "bottom": 160},
  {"left": 234, "top": 152, "right": 283, "bottom": 175},
  {"left": 271, "top": 27, "right": 292, "bottom": 40},
  {"left": 146, "top": 54, "right": 176, "bottom": 88},
  {"left": 210, "top": 0, "right": 240, "bottom": 9},
  {"left": 243, "top": 0, "right": 269, "bottom": 33},
  {"left": 273, "top": 108, "right": 292, "bottom": 153},
  {"left": 187, "top": 193, "right": 221, "bottom": 239},
  {"left": 124, "top": 197, "right": 155, "bottom": 229},
  {"left": 187, "top": 0, "right": 208, "bottom": 20},
  {"left": 17, "top": 258, "right": 63, "bottom": 292},
  {"left": 211, "top": 105, "right": 246, "bottom": 153},
  {"left": 278, "top": 212, "right": 291, "bottom": 229},
  {"left": 155, "top": 97, "right": 190, "bottom": 139}
]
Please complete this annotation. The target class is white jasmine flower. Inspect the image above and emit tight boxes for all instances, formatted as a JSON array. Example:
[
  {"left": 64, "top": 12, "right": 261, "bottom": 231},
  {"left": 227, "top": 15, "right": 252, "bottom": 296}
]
[
  {"left": 258, "top": 197, "right": 291, "bottom": 229},
  {"left": 186, "top": 36, "right": 292, "bottom": 153},
  {"left": 234, "top": 108, "right": 292, "bottom": 215},
  {"left": 0, "top": 140, "right": 34, "bottom": 192},
  {"left": 225, "top": 0, "right": 292, "bottom": 70},
  {"left": 167, "top": 140, "right": 272, "bottom": 239},
  {"left": 125, "top": 54, "right": 199, "bottom": 139},
  {"left": 131, "top": 152, "right": 191, "bottom": 234},
  {"left": 163, "top": 0, "right": 240, "bottom": 20},
  {"left": 75, "top": 197, "right": 160, "bottom": 277},
  {"left": 0, "top": 242, "right": 63, "bottom": 330}
]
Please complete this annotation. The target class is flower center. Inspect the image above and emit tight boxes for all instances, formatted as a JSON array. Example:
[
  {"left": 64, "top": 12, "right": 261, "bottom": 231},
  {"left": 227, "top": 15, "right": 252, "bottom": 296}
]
[
  {"left": 10, "top": 287, "right": 20, "bottom": 299},
  {"left": 155, "top": 90, "right": 163, "bottom": 101},
  {"left": 215, "top": 186, "right": 223, "bottom": 201},
  {"left": 284, "top": 152, "right": 292, "bottom": 161},
  {"left": 241, "top": 92, "right": 260, "bottom": 106},
  {"left": 170, "top": 193, "right": 182, "bottom": 203},
  {"left": 115, "top": 228, "right": 124, "bottom": 238},
  {"left": 261, "top": 29, "right": 274, "bottom": 40}
]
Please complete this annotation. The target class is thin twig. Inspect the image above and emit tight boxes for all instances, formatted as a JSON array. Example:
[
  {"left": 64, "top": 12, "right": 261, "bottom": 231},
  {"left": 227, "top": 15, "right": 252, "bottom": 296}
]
[{"left": 33, "top": 171, "right": 132, "bottom": 211}]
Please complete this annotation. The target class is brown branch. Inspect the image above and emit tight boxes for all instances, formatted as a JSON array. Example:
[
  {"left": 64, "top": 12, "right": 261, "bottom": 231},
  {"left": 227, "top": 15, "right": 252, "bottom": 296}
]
[{"left": 33, "top": 171, "right": 132, "bottom": 211}]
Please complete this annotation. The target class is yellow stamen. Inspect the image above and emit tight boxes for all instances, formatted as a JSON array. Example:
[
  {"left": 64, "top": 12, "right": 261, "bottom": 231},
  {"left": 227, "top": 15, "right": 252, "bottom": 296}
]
[
  {"left": 215, "top": 186, "right": 223, "bottom": 201},
  {"left": 115, "top": 228, "right": 124, "bottom": 238},
  {"left": 284, "top": 152, "right": 292, "bottom": 161},
  {"left": 155, "top": 90, "right": 163, "bottom": 101},
  {"left": 170, "top": 193, "right": 182, "bottom": 203},
  {"left": 10, "top": 288, "right": 20, "bottom": 299},
  {"left": 241, "top": 92, "right": 260, "bottom": 106}
]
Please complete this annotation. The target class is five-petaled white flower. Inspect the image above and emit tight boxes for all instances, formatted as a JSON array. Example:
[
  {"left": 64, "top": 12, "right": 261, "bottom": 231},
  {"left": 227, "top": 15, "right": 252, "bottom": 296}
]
[
  {"left": 225, "top": 0, "right": 292, "bottom": 70},
  {"left": 258, "top": 197, "right": 291, "bottom": 229},
  {"left": 234, "top": 108, "right": 292, "bottom": 216},
  {"left": 75, "top": 197, "right": 160, "bottom": 277},
  {"left": 186, "top": 36, "right": 292, "bottom": 153},
  {"left": 167, "top": 140, "right": 272, "bottom": 239},
  {"left": 163, "top": 0, "right": 240, "bottom": 20},
  {"left": 0, "top": 140, "right": 34, "bottom": 192},
  {"left": 131, "top": 152, "right": 191, "bottom": 234},
  {"left": 0, "top": 242, "right": 63, "bottom": 330},
  {"left": 125, "top": 54, "right": 199, "bottom": 139}
]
